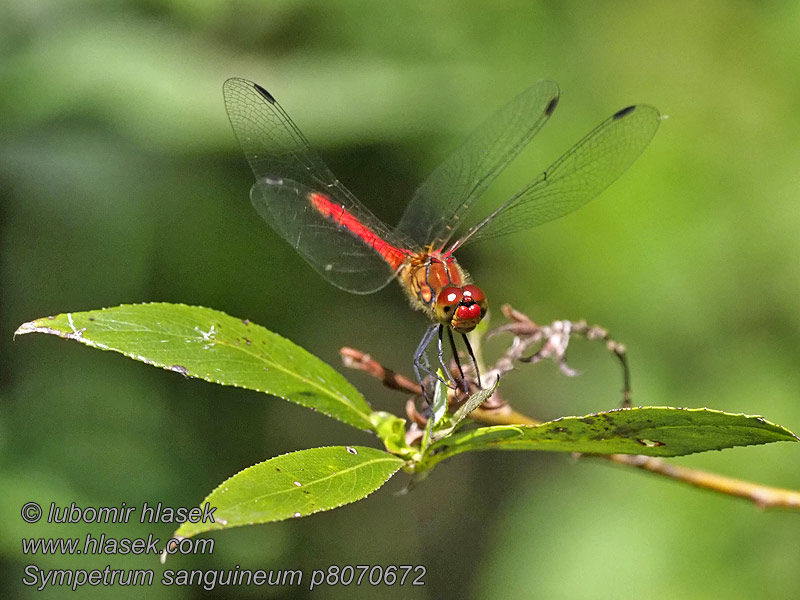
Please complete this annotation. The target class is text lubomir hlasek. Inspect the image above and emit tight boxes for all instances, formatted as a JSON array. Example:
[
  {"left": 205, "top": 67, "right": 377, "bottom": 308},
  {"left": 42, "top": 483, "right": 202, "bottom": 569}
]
[{"left": 46, "top": 502, "right": 216, "bottom": 524}]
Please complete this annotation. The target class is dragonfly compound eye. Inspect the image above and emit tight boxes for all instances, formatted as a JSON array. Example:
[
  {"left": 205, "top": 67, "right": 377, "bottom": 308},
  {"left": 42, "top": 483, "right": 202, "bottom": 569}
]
[
  {"left": 461, "top": 284, "right": 486, "bottom": 304},
  {"left": 450, "top": 285, "right": 488, "bottom": 333},
  {"left": 436, "top": 285, "right": 488, "bottom": 333},
  {"left": 461, "top": 285, "right": 488, "bottom": 316},
  {"left": 435, "top": 287, "right": 464, "bottom": 322}
]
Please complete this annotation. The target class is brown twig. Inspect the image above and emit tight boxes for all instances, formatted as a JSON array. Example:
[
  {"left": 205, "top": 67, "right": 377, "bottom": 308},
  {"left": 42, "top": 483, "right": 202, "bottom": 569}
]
[
  {"left": 597, "top": 454, "right": 800, "bottom": 509},
  {"left": 488, "top": 304, "right": 631, "bottom": 407},
  {"left": 337, "top": 308, "right": 800, "bottom": 510},
  {"left": 340, "top": 347, "right": 421, "bottom": 394}
]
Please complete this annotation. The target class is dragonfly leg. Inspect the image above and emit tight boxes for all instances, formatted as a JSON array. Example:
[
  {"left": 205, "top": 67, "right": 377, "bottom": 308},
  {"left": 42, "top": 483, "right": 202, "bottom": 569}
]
[
  {"left": 413, "top": 323, "right": 464, "bottom": 406},
  {"left": 413, "top": 324, "right": 440, "bottom": 404},
  {"left": 446, "top": 327, "right": 469, "bottom": 394},
  {"left": 437, "top": 325, "right": 460, "bottom": 389},
  {"left": 461, "top": 333, "right": 482, "bottom": 390}
]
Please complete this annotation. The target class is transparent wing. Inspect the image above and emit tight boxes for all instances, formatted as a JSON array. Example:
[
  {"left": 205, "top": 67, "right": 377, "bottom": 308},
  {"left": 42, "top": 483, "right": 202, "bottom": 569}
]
[
  {"left": 456, "top": 104, "right": 661, "bottom": 247},
  {"left": 224, "top": 78, "right": 414, "bottom": 294},
  {"left": 396, "top": 80, "right": 561, "bottom": 249}
]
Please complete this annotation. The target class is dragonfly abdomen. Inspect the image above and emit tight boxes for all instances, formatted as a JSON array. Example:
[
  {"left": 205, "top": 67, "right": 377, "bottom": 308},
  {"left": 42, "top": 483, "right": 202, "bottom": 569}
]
[{"left": 308, "top": 192, "right": 407, "bottom": 270}]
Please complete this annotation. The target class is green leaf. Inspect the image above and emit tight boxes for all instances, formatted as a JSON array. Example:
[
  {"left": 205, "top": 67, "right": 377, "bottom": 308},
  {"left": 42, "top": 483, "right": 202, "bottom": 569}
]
[
  {"left": 370, "top": 411, "right": 414, "bottom": 458},
  {"left": 430, "top": 372, "right": 449, "bottom": 426},
  {"left": 420, "top": 375, "right": 448, "bottom": 453},
  {"left": 420, "top": 407, "right": 799, "bottom": 471},
  {"left": 432, "top": 378, "right": 499, "bottom": 441},
  {"left": 15, "top": 303, "right": 374, "bottom": 431},
  {"left": 174, "top": 446, "right": 405, "bottom": 538}
]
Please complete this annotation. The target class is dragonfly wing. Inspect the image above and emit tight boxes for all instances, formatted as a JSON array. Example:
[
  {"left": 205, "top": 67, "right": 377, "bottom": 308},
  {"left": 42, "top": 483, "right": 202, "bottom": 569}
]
[
  {"left": 250, "top": 178, "right": 404, "bottom": 293},
  {"left": 459, "top": 104, "right": 661, "bottom": 246},
  {"left": 224, "top": 77, "right": 409, "bottom": 294},
  {"left": 396, "top": 80, "right": 561, "bottom": 248}
]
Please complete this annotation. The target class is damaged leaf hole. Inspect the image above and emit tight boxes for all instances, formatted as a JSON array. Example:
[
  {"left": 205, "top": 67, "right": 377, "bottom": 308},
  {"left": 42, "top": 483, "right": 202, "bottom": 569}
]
[{"left": 638, "top": 439, "right": 665, "bottom": 448}]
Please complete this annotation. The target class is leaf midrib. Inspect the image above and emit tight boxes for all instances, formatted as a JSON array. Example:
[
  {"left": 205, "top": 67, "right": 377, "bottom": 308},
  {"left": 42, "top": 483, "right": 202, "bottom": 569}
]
[{"left": 221, "top": 455, "right": 403, "bottom": 515}]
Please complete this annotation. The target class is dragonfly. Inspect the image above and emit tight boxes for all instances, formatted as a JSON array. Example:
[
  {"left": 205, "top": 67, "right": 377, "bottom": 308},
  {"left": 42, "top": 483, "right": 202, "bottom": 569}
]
[{"left": 223, "top": 77, "right": 660, "bottom": 396}]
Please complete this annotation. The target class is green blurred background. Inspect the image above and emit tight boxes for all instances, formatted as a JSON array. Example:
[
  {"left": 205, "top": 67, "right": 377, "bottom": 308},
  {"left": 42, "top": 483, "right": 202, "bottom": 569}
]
[{"left": 3, "top": 1, "right": 799, "bottom": 598}]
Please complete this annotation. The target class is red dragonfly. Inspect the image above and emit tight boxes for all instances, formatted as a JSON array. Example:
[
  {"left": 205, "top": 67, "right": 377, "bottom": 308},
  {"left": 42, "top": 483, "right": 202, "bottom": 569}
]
[{"left": 223, "top": 78, "right": 660, "bottom": 393}]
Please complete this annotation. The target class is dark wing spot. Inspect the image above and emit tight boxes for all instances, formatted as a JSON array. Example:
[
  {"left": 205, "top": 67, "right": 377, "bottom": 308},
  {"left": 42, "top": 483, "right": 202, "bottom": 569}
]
[
  {"left": 613, "top": 105, "right": 636, "bottom": 119},
  {"left": 253, "top": 83, "right": 276, "bottom": 104},
  {"left": 545, "top": 95, "right": 559, "bottom": 116}
]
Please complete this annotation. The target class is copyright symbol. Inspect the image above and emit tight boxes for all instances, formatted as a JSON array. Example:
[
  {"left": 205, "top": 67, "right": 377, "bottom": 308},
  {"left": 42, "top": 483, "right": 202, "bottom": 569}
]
[{"left": 21, "top": 502, "right": 42, "bottom": 523}]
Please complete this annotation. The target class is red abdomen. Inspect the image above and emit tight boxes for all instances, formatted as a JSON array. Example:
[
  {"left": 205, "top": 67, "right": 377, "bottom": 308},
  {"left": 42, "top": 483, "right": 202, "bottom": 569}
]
[{"left": 309, "top": 192, "right": 407, "bottom": 270}]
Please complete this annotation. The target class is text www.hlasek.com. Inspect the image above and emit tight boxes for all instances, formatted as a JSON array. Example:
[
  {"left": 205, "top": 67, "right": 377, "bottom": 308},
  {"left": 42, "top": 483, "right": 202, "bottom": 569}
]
[{"left": 21, "top": 533, "right": 212, "bottom": 557}]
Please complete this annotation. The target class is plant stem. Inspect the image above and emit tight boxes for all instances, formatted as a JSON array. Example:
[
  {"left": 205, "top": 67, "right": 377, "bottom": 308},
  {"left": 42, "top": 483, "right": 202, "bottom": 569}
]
[{"left": 339, "top": 347, "right": 800, "bottom": 510}]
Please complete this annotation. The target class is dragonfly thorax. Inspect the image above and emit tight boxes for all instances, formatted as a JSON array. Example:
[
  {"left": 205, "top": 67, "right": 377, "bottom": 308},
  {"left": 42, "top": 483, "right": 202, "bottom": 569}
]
[{"left": 398, "top": 253, "right": 488, "bottom": 333}]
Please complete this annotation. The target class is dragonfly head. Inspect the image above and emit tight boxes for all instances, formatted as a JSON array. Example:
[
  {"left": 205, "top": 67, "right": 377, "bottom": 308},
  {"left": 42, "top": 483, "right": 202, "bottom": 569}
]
[{"left": 435, "top": 285, "right": 488, "bottom": 333}]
